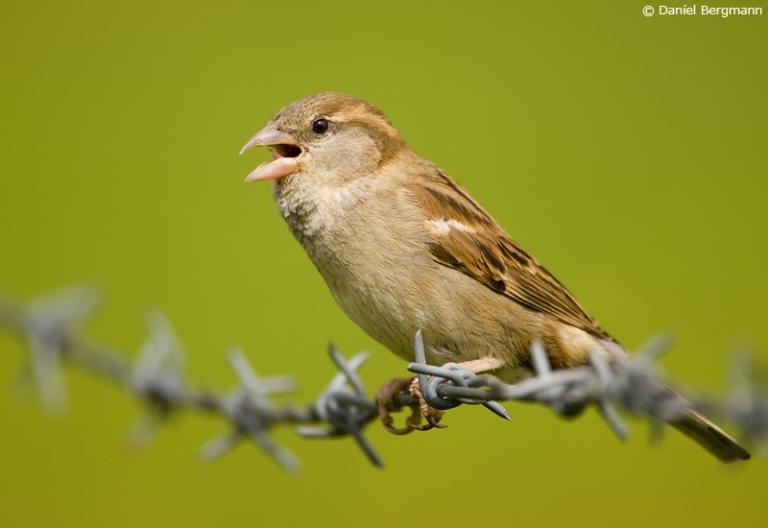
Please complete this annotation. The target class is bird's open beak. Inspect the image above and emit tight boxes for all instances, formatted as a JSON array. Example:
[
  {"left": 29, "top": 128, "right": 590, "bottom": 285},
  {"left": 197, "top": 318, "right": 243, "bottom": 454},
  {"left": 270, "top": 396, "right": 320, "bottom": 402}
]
[{"left": 239, "top": 125, "right": 303, "bottom": 182}]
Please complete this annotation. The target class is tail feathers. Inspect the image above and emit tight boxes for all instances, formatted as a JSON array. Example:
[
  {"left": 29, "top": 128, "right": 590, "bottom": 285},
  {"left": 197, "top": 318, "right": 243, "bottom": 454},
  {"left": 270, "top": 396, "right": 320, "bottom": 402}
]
[
  {"left": 670, "top": 409, "right": 751, "bottom": 463},
  {"left": 596, "top": 339, "right": 750, "bottom": 463}
]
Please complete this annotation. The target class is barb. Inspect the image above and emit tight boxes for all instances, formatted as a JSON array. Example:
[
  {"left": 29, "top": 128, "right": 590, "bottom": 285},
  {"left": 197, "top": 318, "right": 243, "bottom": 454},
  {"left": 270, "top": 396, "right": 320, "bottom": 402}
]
[
  {"left": 405, "top": 332, "right": 723, "bottom": 440},
  {"left": 296, "top": 345, "right": 382, "bottom": 467},
  {"left": 0, "top": 285, "right": 381, "bottom": 472},
  {"left": 1, "top": 285, "right": 766, "bottom": 471}
]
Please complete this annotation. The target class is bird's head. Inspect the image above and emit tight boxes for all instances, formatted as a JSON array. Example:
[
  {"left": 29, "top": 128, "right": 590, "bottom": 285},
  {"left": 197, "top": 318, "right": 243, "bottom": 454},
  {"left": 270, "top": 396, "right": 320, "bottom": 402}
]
[{"left": 239, "top": 92, "right": 405, "bottom": 184}]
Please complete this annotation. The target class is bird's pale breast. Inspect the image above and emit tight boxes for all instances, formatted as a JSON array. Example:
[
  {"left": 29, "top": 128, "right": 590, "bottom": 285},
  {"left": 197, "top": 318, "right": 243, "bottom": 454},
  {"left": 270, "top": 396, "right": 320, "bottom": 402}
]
[{"left": 272, "top": 170, "right": 555, "bottom": 374}]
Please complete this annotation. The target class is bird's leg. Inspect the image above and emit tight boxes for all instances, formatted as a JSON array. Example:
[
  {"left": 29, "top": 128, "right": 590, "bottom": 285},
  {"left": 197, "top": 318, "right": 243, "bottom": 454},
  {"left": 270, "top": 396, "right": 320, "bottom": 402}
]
[
  {"left": 452, "top": 357, "right": 507, "bottom": 374},
  {"left": 414, "top": 356, "right": 509, "bottom": 426},
  {"left": 375, "top": 357, "right": 506, "bottom": 434},
  {"left": 374, "top": 377, "right": 433, "bottom": 434},
  {"left": 407, "top": 377, "right": 445, "bottom": 429}
]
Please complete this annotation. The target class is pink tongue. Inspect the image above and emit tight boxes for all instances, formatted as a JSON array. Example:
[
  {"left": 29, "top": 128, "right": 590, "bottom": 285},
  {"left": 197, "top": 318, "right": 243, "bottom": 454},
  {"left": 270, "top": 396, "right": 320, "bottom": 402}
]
[{"left": 271, "top": 150, "right": 281, "bottom": 160}]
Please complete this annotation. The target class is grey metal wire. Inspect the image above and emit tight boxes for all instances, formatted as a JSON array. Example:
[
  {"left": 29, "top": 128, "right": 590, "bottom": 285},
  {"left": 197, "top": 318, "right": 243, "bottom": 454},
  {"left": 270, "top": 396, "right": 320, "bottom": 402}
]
[{"left": 0, "top": 284, "right": 766, "bottom": 471}]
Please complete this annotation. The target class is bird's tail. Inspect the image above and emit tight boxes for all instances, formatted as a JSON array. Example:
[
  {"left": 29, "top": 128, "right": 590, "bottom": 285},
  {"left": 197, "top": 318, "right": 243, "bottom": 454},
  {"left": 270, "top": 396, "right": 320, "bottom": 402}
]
[
  {"left": 669, "top": 408, "right": 750, "bottom": 462},
  {"left": 597, "top": 339, "right": 750, "bottom": 463}
]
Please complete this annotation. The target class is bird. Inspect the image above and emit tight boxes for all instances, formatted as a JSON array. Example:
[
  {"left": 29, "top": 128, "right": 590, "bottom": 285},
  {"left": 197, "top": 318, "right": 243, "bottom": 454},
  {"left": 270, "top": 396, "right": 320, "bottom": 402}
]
[{"left": 239, "top": 92, "right": 750, "bottom": 462}]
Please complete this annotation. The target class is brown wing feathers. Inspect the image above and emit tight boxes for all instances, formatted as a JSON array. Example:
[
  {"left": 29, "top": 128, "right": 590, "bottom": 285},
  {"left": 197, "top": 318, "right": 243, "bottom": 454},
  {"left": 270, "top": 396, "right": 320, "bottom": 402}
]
[{"left": 406, "top": 170, "right": 611, "bottom": 340}]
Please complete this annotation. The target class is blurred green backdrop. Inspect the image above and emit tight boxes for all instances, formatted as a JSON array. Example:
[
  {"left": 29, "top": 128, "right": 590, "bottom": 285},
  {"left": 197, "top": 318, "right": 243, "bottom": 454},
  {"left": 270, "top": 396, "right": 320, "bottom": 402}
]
[{"left": 1, "top": 1, "right": 766, "bottom": 526}]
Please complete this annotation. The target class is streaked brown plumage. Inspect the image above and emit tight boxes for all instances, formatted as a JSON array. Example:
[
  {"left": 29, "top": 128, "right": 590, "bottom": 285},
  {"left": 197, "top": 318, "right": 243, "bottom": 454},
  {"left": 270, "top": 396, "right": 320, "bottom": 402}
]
[{"left": 240, "top": 92, "right": 750, "bottom": 462}]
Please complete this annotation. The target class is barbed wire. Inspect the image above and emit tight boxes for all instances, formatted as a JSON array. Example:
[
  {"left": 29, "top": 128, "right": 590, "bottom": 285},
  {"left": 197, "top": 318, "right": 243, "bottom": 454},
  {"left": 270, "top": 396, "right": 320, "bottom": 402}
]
[{"left": 0, "top": 284, "right": 766, "bottom": 471}]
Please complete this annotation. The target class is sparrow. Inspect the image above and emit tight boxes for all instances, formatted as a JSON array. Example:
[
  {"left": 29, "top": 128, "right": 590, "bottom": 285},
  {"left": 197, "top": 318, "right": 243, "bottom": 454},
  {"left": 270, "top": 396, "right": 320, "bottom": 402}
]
[{"left": 240, "top": 92, "right": 750, "bottom": 462}]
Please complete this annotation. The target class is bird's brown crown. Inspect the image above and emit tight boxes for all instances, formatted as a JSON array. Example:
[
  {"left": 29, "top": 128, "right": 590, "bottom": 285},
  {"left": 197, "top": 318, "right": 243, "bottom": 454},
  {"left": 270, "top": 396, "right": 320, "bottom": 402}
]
[{"left": 272, "top": 92, "right": 406, "bottom": 163}]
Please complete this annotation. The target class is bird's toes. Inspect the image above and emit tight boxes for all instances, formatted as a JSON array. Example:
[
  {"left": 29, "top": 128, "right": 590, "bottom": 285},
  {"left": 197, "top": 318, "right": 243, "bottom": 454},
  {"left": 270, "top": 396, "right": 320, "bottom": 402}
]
[
  {"left": 374, "top": 377, "right": 418, "bottom": 435},
  {"left": 408, "top": 377, "right": 446, "bottom": 429}
]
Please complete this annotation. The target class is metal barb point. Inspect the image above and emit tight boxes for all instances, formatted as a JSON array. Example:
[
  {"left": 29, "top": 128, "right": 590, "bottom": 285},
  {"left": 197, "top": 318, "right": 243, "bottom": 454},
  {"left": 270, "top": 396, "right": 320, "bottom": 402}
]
[
  {"left": 408, "top": 332, "right": 510, "bottom": 419},
  {"left": 483, "top": 400, "right": 511, "bottom": 420},
  {"left": 19, "top": 285, "right": 102, "bottom": 413},
  {"left": 301, "top": 346, "right": 383, "bottom": 467}
]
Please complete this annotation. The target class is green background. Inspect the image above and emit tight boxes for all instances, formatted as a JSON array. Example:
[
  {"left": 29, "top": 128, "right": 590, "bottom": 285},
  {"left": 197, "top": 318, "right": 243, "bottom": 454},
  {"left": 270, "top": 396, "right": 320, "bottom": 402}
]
[{"left": 1, "top": 1, "right": 766, "bottom": 526}]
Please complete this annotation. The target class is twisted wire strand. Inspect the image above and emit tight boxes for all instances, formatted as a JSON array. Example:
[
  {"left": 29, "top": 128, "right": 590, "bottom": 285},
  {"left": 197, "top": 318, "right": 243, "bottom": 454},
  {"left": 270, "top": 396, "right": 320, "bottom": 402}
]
[{"left": 0, "top": 284, "right": 765, "bottom": 471}]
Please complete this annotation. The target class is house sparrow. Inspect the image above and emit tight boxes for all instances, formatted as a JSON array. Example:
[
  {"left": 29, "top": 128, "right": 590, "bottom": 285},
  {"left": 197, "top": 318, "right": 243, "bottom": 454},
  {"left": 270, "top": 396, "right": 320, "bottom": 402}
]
[{"left": 240, "top": 92, "right": 749, "bottom": 462}]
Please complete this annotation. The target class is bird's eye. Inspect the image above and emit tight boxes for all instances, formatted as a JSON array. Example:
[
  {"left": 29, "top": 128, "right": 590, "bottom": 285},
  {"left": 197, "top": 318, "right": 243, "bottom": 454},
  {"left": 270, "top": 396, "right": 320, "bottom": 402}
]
[{"left": 311, "top": 118, "right": 329, "bottom": 134}]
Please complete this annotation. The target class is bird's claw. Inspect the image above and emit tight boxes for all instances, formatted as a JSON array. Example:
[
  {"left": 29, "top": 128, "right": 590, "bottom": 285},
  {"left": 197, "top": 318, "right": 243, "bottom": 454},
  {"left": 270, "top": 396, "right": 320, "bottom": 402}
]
[
  {"left": 409, "top": 377, "right": 446, "bottom": 429},
  {"left": 374, "top": 377, "right": 444, "bottom": 434}
]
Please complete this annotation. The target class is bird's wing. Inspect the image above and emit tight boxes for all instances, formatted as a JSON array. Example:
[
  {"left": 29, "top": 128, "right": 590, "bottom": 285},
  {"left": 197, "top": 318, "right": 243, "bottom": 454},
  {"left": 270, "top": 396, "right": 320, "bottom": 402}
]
[{"left": 403, "top": 169, "right": 611, "bottom": 340}]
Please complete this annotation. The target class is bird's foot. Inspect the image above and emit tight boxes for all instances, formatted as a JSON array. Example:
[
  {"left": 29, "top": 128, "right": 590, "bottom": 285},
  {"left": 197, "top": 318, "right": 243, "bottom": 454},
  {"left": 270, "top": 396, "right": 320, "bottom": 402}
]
[
  {"left": 409, "top": 377, "right": 446, "bottom": 429},
  {"left": 374, "top": 377, "right": 445, "bottom": 434}
]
